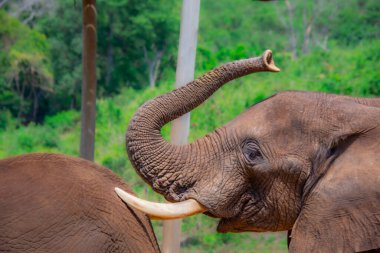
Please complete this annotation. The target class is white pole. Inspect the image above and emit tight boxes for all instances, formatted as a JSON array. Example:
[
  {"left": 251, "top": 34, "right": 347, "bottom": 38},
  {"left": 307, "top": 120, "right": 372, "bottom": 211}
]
[{"left": 162, "top": 1, "right": 200, "bottom": 253}]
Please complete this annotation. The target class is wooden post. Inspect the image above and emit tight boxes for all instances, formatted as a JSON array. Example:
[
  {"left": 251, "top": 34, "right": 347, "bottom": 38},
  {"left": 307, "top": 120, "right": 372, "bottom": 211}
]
[
  {"left": 80, "top": 0, "right": 97, "bottom": 161},
  {"left": 162, "top": 1, "right": 200, "bottom": 253}
]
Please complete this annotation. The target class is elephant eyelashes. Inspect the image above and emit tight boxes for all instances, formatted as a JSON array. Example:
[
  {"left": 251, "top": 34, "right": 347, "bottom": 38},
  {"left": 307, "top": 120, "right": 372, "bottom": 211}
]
[{"left": 242, "top": 141, "right": 262, "bottom": 164}]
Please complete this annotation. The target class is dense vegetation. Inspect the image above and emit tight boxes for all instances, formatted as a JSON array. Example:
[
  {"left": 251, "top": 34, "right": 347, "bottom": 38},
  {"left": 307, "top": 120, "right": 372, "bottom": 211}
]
[{"left": 0, "top": 0, "right": 379, "bottom": 252}]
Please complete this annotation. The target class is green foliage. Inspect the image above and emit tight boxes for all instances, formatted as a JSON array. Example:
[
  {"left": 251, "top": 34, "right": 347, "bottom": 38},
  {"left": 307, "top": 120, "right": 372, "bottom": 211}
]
[
  {"left": 31, "top": 0, "right": 180, "bottom": 118},
  {"left": 283, "top": 41, "right": 380, "bottom": 96},
  {"left": 0, "top": 110, "right": 15, "bottom": 130},
  {"left": 45, "top": 110, "right": 80, "bottom": 130},
  {"left": 96, "top": 0, "right": 180, "bottom": 90},
  {"left": 0, "top": 0, "right": 379, "bottom": 252},
  {"left": 1, "top": 39, "right": 379, "bottom": 252},
  {"left": 329, "top": 0, "right": 380, "bottom": 45},
  {"left": 1, "top": 0, "right": 380, "bottom": 123},
  {"left": 0, "top": 10, "right": 52, "bottom": 122},
  {"left": 35, "top": 0, "right": 83, "bottom": 114}
]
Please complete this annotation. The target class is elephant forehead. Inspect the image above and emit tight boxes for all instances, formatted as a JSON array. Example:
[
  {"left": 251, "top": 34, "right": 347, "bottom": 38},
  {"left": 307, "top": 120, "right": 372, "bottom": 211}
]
[
  {"left": 229, "top": 105, "right": 305, "bottom": 139},
  {"left": 225, "top": 105, "right": 313, "bottom": 159},
  {"left": 225, "top": 106, "right": 273, "bottom": 135}
]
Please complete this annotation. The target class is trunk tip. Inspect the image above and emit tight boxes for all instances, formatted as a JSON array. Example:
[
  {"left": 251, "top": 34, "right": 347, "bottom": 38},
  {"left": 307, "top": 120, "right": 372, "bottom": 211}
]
[{"left": 263, "top": 49, "right": 280, "bottom": 72}]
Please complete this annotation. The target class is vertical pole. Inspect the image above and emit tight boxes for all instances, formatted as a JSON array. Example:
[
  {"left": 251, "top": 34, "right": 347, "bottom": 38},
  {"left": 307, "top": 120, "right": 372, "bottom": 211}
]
[
  {"left": 80, "top": 0, "right": 97, "bottom": 161},
  {"left": 162, "top": 1, "right": 200, "bottom": 253}
]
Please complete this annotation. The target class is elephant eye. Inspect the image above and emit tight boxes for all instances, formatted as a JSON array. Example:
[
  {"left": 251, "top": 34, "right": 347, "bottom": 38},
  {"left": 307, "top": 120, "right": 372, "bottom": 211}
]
[{"left": 242, "top": 141, "right": 262, "bottom": 163}]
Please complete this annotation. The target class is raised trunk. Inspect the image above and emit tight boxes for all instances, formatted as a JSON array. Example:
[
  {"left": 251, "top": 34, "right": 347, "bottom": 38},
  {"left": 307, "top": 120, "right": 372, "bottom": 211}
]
[{"left": 126, "top": 50, "right": 280, "bottom": 200}]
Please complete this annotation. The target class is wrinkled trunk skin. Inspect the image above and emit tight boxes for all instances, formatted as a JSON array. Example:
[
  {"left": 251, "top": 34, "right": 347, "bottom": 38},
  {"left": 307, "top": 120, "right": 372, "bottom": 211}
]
[{"left": 126, "top": 50, "right": 279, "bottom": 201}]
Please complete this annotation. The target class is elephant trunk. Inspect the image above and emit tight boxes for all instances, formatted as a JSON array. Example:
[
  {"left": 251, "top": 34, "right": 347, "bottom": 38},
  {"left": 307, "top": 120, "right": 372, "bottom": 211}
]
[{"left": 126, "top": 50, "right": 280, "bottom": 199}]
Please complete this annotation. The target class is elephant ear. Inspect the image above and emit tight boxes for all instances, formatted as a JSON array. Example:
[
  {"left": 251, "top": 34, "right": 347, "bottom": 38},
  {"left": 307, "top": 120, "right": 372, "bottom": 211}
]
[{"left": 289, "top": 126, "right": 380, "bottom": 253}]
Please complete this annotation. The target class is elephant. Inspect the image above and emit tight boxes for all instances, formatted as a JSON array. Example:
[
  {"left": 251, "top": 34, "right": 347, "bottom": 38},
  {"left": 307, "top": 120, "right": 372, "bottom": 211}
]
[
  {"left": 116, "top": 50, "right": 380, "bottom": 252},
  {"left": 0, "top": 153, "right": 160, "bottom": 253}
]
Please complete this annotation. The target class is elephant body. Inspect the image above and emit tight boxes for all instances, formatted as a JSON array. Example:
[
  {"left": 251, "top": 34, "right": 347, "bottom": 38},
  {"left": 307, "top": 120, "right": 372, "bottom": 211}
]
[
  {"left": 0, "top": 153, "right": 159, "bottom": 253},
  {"left": 123, "top": 51, "right": 380, "bottom": 253},
  {"left": 288, "top": 122, "right": 380, "bottom": 252}
]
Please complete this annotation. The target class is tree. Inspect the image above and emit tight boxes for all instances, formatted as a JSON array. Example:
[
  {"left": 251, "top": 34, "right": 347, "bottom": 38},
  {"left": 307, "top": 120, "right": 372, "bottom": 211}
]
[
  {"left": 80, "top": 0, "right": 97, "bottom": 161},
  {"left": 274, "top": 0, "right": 380, "bottom": 57},
  {"left": 129, "top": 1, "right": 179, "bottom": 88},
  {"left": 20, "top": 0, "right": 180, "bottom": 119},
  {"left": 36, "top": 0, "right": 83, "bottom": 113},
  {"left": 97, "top": 0, "right": 180, "bottom": 90},
  {"left": 0, "top": 10, "right": 52, "bottom": 123},
  {"left": 0, "top": 0, "right": 55, "bottom": 25}
]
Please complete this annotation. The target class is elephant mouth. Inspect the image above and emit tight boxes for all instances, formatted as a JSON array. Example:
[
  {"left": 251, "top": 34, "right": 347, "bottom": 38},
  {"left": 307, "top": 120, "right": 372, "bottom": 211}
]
[
  {"left": 215, "top": 196, "right": 261, "bottom": 233},
  {"left": 217, "top": 218, "right": 241, "bottom": 233},
  {"left": 217, "top": 217, "right": 266, "bottom": 233}
]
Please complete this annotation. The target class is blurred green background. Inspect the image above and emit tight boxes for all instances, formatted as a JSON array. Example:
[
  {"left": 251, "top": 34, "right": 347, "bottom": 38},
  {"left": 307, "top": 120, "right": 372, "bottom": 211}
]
[{"left": 0, "top": 0, "right": 379, "bottom": 252}]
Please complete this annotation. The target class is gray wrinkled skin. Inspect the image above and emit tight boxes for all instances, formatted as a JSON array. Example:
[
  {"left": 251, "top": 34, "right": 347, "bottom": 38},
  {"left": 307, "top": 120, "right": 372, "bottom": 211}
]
[{"left": 126, "top": 51, "right": 380, "bottom": 252}]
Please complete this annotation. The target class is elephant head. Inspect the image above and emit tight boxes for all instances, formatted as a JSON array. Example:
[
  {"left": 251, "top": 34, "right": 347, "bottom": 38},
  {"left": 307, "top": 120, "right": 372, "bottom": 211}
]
[{"left": 117, "top": 50, "right": 380, "bottom": 252}]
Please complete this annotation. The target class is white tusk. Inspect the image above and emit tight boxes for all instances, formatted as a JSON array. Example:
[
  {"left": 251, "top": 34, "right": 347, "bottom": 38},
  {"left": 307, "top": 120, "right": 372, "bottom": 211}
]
[{"left": 115, "top": 187, "right": 207, "bottom": 220}]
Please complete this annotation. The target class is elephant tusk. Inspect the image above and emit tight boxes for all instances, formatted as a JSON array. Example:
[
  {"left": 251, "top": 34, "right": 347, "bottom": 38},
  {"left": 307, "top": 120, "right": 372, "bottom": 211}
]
[{"left": 115, "top": 187, "right": 207, "bottom": 220}]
